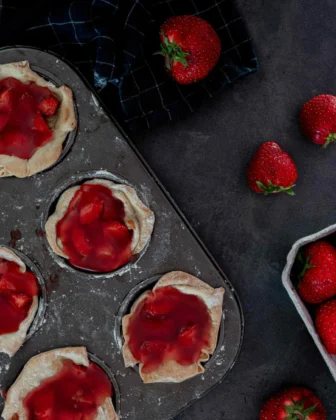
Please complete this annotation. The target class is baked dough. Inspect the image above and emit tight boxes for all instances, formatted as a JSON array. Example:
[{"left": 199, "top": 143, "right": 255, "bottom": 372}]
[
  {"left": 0, "top": 61, "right": 76, "bottom": 178},
  {"left": 0, "top": 247, "right": 38, "bottom": 357},
  {"left": 2, "top": 347, "right": 119, "bottom": 420},
  {"left": 122, "top": 271, "right": 224, "bottom": 383},
  {"left": 45, "top": 179, "right": 155, "bottom": 261}
]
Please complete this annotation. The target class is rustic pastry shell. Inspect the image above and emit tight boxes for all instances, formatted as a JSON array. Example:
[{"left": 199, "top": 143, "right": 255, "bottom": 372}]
[
  {"left": 2, "top": 347, "right": 119, "bottom": 420},
  {"left": 0, "top": 247, "right": 38, "bottom": 357},
  {"left": 122, "top": 271, "right": 224, "bottom": 383},
  {"left": 45, "top": 178, "right": 155, "bottom": 264},
  {"left": 0, "top": 61, "right": 76, "bottom": 178}
]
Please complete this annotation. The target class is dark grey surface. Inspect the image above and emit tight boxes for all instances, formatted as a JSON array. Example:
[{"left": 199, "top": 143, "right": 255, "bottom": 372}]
[
  {"left": 131, "top": 1, "right": 336, "bottom": 419},
  {"left": 0, "top": 48, "right": 243, "bottom": 420}
]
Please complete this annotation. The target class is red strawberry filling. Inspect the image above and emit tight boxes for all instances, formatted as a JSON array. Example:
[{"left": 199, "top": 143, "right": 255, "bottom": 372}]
[
  {"left": 0, "top": 77, "right": 59, "bottom": 160},
  {"left": 24, "top": 360, "right": 113, "bottom": 420},
  {"left": 56, "top": 183, "right": 133, "bottom": 272},
  {"left": 127, "top": 286, "right": 212, "bottom": 373},
  {"left": 0, "top": 258, "right": 38, "bottom": 335}
]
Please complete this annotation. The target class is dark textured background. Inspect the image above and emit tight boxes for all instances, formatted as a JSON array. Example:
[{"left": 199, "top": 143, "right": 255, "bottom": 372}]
[{"left": 131, "top": 0, "right": 336, "bottom": 418}]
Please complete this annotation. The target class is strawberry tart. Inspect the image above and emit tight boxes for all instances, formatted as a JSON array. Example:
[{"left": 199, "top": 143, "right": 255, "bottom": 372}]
[
  {"left": 122, "top": 271, "right": 224, "bottom": 383},
  {"left": 1, "top": 347, "right": 119, "bottom": 420},
  {"left": 45, "top": 179, "right": 155, "bottom": 273},
  {"left": 0, "top": 247, "right": 39, "bottom": 357},
  {"left": 0, "top": 61, "right": 76, "bottom": 177}
]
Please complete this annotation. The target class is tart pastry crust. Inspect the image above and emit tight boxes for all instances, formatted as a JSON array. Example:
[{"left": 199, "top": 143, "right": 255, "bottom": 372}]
[
  {"left": 0, "top": 247, "right": 38, "bottom": 357},
  {"left": 0, "top": 61, "right": 76, "bottom": 178},
  {"left": 45, "top": 179, "right": 155, "bottom": 262},
  {"left": 122, "top": 271, "right": 224, "bottom": 383},
  {"left": 2, "top": 347, "right": 119, "bottom": 420}
]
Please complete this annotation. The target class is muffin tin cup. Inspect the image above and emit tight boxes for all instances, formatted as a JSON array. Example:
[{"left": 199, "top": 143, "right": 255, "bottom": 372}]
[
  {"left": 88, "top": 352, "right": 121, "bottom": 416},
  {"left": 41, "top": 169, "right": 152, "bottom": 280},
  {"left": 0, "top": 245, "right": 47, "bottom": 345},
  {"left": 0, "top": 351, "right": 121, "bottom": 416},
  {"left": 114, "top": 274, "right": 225, "bottom": 376}
]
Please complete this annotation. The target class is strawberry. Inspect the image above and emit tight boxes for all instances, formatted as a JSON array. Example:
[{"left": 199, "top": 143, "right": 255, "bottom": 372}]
[
  {"left": 69, "top": 190, "right": 84, "bottom": 211},
  {"left": 8, "top": 293, "right": 32, "bottom": 310},
  {"left": 156, "top": 15, "right": 221, "bottom": 84},
  {"left": 247, "top": 142, "right": 298, "bottom": 196},
  {"left": 260, "top": 387, "right": 326, "bottom": 420},
  {"left": 103, "top": 220, "right": 129, "bottom": 239},
  {"left": 71, "top": 227, "right": 92, "bottom": 256},
  {"left": 32, "top": 112, "right": 51, "bottom": 133},
  {"left": 316, "top": 299, "right": 336, "bottom": 354},
  {"left": 101, "top": 199, "right": 123, "bottom": 221},
  {"left": 0, "top": 113, "right": 9, "bottom": 131},
  {"left": 297, "top": 241, "right": 336, "bottom": 304},
  {"left": 57, "top": 215, "right": 75, "bottom": 239},
  {"left": 0, "top": 277, "right": 15, "bottom": 292},
  {"left": 38, "top": 96, "right": 59, "bottom": 116},
  {"left": 95, "top": 243, "right": 115, "bottom": 259},
  {"left": 79, "top": 198, "right": 103, "bottom": 225},
  {"left": 145, "top": 292, "right": 174, "bottom": 318},
  {"left": 300, "top": 94, "right": 336, "bottom": 147},
  {"left": 0, "top": 88, "right": 13, "bottom": 113},
  {"left": 178, "top": 324, "right": 199, "bottom": 346}
]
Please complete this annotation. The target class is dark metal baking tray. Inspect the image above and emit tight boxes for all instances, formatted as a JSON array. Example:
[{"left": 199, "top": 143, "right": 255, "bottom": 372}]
[{"left": 0, "top": 47, "right": 243, "bottom": 420}]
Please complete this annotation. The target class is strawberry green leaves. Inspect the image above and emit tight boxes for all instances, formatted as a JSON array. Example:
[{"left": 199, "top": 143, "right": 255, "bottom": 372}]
[
  {"left": 256, "top": 181, "right": 296, "bottom": 196},
  {"left": 154, "top": 34, "right": 189, "bottom": 70},
  {"left": 284, "top": 399, "right": 317, "bottom": 420}
]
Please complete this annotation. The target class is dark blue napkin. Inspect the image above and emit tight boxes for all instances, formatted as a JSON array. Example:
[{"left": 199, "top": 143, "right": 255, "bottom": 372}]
[{"left": 0, "top": 0, "right": 258, "bottom": 132}]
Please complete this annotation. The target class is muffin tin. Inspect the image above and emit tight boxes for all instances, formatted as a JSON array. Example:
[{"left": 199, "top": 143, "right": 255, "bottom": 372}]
[
  {"left": 42, "top": 170, "right": 152, "bottom": 279},
  {"left": 0, "top": 47, "right": 243, "bottom": 420}
]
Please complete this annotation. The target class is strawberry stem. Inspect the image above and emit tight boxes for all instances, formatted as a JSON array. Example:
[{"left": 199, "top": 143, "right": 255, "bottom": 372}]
[
  {"left": 323, "top": 133, "right": 336, "bottom": 148},
  {"left": 284, "top": 399, "right": 317, "bottom": 420},
  {"left": 298, "top": 254, "right": 314, "bottom": 280},
  {"left": 256, "top": 181, "right": 295, "bottom": 196},
  {"left": 154, "top": 34, "right": 189, "bottom": 70}
]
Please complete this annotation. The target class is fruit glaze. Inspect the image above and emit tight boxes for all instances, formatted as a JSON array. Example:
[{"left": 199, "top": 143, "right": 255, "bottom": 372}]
[
  {"left": 0, "top": 77, "right": 59, "bottom": 160},
  {"left": 24, "top": 360, "right": 112, "bottom": 420},
  {"left": 57, "top": 183, "right": 133, "bottom": 272},
  {"left": 126, "top": 286, "right": 212, "bottom": 372}
]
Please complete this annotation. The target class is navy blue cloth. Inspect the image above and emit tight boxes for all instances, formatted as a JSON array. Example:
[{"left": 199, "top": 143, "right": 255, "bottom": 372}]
[{"left": 0, "top": 0, "right": 258, "bottom": 132}]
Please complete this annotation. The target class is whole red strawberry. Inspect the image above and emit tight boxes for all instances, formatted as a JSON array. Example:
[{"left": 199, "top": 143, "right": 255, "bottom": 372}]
[
  {"left": 316, "top": 299, "right": 336, "bottom": 354},
  {"left": 260, "top": 387, "right": 326, "bottom": 420},
  {"left": 297, "top": 241, "right": 336, "bottom": 304},
  {"left": 156, "top": 15, "right": 221, "bottom": 84},
  {"left": 300, "top": 94, "right": 336, "bottom": 147},
  {"left": 247, "top": 142, "right": 298, "bottom": 195}
]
